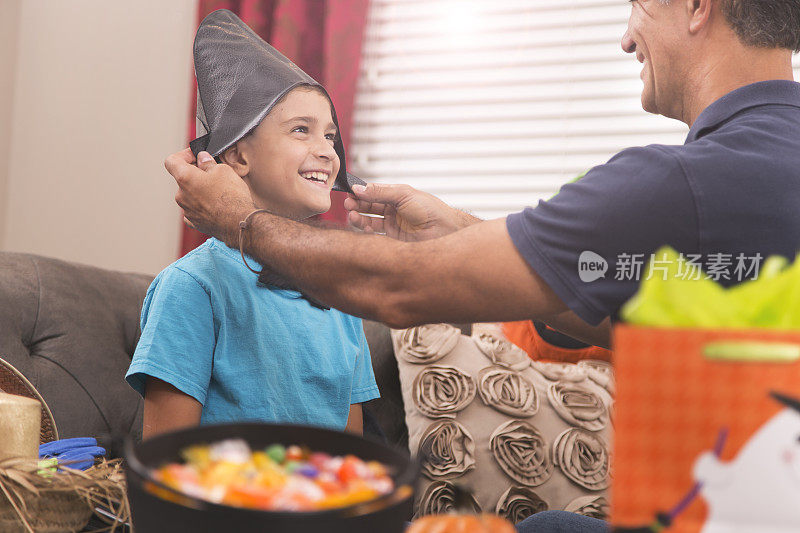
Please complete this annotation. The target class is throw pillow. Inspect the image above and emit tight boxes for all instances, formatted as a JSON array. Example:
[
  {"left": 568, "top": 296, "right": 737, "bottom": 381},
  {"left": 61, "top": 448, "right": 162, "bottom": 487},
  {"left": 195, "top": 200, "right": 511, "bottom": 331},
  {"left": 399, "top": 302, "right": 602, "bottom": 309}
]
[{"left": 392, "top": 324, "right": 613, "bottom": 523}]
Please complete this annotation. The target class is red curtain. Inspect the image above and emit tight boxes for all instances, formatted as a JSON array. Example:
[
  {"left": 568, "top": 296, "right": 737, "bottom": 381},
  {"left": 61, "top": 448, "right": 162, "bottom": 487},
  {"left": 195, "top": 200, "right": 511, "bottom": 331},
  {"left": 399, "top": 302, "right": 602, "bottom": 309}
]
[{"left": 180, "top": 0, "right": 370, "bottom": 256}]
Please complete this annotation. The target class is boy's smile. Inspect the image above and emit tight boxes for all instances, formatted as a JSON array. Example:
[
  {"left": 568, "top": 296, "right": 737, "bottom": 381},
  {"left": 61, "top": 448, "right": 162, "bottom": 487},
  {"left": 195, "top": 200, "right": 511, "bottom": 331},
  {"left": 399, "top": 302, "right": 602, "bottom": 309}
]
[
  {"left": 220, "top": 87, "right": 341, "bottom": 220},
  {"left": 299, "top": 169, "right": 331, "bottom": 187}
]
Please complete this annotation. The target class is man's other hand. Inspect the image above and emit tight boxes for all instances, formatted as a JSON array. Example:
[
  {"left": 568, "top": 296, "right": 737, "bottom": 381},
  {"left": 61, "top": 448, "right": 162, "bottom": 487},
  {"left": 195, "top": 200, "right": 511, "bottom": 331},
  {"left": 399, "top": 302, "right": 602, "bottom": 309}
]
[
  {"left": 344, "top": 183, "right": 478, "bottom": 242},
  {"left": 165, "top": 148, "right": 253, "bottom": 246}
]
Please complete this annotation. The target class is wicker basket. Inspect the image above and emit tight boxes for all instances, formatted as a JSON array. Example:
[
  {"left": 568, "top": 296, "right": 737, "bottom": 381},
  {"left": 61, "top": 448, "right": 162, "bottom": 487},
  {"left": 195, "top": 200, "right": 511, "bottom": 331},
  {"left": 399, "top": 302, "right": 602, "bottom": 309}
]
[
  {"left": 0, "top": 485, "right": 93, "bottom": 533},
  {"left": 0, "top": 458, "right": 128, "bottom": 533},
  {"left": 0, "top": 358, "right": 127, "bottom": 532}
]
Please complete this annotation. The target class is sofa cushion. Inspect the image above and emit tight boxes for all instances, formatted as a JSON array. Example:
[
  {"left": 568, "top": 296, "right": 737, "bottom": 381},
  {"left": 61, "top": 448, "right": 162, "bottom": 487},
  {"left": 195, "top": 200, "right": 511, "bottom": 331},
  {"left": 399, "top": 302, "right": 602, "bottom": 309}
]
[
  {"left": 0, "top": 253, "right": 151, "bottom": 451},
  {"left": 361, "top": 320, "right": 408, "bottom": 448}
]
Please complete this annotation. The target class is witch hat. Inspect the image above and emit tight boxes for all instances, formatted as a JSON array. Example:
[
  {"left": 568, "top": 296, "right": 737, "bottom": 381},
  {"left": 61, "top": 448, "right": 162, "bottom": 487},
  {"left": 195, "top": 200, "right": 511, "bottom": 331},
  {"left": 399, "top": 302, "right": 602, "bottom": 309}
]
[{"left": 190, "top": 9, "right": 364, "bottom": 193}]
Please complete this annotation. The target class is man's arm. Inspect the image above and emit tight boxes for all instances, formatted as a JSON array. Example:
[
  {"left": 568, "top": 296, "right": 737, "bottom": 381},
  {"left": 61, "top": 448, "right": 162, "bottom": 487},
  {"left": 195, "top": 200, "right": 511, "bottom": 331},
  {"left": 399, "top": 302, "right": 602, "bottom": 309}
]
[
  {"left": 167, "top": 150, "right": 609, "bottom": 346},
  {"left": 258, "top": 211, "right": 611, "bottom": 344},
  {"left": 239, "top": 212, "right": 567, "bottom": 328},
  {"left": 344, "top": 183, "right": 613, "bottom": 346}
]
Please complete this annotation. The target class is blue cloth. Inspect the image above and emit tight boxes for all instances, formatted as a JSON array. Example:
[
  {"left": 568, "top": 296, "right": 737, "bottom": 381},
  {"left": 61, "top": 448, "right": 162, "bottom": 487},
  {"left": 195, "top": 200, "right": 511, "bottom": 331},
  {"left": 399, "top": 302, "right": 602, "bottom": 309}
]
[
  {"left": 39, "top": 438, "right": 106, "bottom": 471},
  {"left": 39, "top": 437, "right": 98, "bottom": 457},
  {"left": 507, "top": 80, "right": 800, "bottom": 325},
  {"left": 516, "top": 511, "right": 609, "bottom": 533},
  {"left": 126, "top": 238, "right": 379, "bottom": 430},
  {"left": 56, "top": 447, "right": 107, "bottom": 470}
]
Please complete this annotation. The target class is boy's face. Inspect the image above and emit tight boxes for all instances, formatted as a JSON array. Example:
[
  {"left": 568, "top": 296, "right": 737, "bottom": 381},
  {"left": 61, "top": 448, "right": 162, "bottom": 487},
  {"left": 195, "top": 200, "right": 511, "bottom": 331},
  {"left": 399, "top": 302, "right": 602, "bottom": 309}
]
[{"left": 228, "top": 88, "right": 340, "bottom": 219}]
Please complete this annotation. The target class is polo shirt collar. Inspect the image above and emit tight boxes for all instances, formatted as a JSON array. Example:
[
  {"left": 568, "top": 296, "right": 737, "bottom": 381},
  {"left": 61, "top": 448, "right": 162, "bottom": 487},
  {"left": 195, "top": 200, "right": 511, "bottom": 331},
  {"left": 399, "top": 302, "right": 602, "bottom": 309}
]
[{"left": 686, "top": 80, "right": 800, "bottom": 143}]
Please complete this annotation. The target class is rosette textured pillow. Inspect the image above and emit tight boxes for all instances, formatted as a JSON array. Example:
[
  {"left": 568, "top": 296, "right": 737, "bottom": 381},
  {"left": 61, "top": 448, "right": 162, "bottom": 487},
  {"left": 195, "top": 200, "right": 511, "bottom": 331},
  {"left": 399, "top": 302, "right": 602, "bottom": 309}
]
[{"left": 392, "top": 325, "right": 613, "bottom": 523}]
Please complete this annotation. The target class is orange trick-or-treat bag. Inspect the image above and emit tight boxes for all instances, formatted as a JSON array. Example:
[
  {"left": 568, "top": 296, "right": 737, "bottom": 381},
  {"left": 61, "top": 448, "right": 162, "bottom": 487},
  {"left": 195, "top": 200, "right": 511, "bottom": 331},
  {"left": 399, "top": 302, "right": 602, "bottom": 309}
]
[{"left": 612, "top": 326, "right": 800, "bottom": 532}]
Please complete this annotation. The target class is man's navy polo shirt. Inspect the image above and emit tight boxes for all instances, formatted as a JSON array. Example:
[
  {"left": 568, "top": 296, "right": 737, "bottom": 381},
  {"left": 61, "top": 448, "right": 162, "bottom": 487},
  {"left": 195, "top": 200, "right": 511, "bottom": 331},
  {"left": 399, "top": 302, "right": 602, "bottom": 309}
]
[{"left": 506, "top": 80, "right": 800, "bottom": 326}]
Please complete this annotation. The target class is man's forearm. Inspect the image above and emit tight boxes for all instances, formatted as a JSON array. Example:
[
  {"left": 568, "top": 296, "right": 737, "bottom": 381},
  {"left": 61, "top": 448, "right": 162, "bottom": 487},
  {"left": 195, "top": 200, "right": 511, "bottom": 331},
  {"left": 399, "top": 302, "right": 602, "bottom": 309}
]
[
  {"left": 454, "top": 209, "right": 481, "bottom": 231},
  {"left": 237, "top": 212, "right": 567, "bottom": 328},
  {"left": 241, "top": 211, "right": 414, "bottom": 324},
  {"left": 430, "top": 206, "right": 480, "bottom": 239}
]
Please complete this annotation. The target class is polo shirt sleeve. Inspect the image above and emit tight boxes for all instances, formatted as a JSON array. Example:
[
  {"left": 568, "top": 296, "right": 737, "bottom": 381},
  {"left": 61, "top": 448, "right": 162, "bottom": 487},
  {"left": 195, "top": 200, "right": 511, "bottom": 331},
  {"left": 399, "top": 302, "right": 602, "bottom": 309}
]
[
  {"left": 125, "top": 267, "right": 215, "bottom": 405},
  {"left": 349, "top": 319, "right": 380, "bottom": 404},
  {"left": 506, "top": 145, "right": 699, "bottom": 326}
]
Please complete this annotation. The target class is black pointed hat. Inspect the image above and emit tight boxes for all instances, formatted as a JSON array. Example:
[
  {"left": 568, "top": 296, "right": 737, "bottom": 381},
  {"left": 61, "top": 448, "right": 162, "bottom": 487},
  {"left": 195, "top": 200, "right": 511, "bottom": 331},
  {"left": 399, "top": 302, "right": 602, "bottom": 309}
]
[{"left": 190, "top": 9, "right": 364, "bottom": 193}]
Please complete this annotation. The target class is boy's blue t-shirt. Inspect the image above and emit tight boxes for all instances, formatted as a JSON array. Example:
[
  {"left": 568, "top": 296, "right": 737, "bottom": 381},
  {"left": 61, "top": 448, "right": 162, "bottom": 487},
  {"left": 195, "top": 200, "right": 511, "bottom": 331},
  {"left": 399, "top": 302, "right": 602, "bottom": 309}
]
[{"left": 126, "top": 238, "right": 379, "bottom": 430}]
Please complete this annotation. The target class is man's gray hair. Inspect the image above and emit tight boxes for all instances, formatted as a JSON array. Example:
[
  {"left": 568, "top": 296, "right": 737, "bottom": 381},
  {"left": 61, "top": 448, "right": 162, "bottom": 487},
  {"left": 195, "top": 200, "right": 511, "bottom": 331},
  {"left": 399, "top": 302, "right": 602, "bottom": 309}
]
[
  {"left": 654, "top": 0, "right": 800, "bottom": 52},
  {"left": 722, "top": 0, "right": 800, "bottom": 52}
]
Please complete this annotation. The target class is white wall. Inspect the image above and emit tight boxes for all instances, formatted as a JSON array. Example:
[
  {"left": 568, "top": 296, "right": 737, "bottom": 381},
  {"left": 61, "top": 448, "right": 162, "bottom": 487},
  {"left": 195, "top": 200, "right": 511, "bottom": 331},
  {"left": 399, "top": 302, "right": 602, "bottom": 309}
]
[
  {"left": 0, "top": 0, "right": 198, "bottom": 275},
  {"left": 0, "top": 0, "right": 22, "bottom": 248}
]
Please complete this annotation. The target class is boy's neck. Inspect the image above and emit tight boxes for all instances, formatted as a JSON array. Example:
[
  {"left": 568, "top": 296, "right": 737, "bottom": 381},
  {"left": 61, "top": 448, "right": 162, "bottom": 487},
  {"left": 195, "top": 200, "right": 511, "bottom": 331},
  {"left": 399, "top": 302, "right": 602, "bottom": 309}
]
[{"left": 253, "top": 200, "right": 315, "bottom": 222}]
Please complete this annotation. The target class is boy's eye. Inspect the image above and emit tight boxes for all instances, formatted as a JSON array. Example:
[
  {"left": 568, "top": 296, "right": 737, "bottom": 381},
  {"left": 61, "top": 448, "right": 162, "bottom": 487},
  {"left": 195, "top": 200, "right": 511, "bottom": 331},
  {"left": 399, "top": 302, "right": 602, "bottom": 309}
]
[{"left": 325, "top": 133, "right": 337, "bottom": 142}]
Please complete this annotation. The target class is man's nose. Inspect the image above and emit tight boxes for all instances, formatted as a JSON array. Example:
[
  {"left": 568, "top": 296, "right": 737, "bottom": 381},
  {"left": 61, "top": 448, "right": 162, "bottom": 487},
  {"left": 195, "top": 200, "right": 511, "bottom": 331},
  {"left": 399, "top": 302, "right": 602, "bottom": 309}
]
[{"left": 621, "top": 30, "right": 636, "bottom": 54}]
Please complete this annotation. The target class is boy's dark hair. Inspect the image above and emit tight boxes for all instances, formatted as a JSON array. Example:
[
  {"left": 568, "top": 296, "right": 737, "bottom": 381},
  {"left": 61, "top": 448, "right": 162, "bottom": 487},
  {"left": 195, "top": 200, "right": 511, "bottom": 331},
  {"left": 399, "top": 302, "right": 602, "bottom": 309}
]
[
  {"left": 721, "top": 0, "right": 800, "bottom": 52},
  {"left": 272, "top": 83, "right": 331, "bottom": 109}
]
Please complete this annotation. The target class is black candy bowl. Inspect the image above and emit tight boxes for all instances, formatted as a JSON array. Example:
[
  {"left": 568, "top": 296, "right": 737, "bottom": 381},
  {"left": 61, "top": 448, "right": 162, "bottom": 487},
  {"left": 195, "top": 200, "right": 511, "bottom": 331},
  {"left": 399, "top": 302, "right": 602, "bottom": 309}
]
[{"left": 125, "top": 423, "right": 415, "bottom": 533}]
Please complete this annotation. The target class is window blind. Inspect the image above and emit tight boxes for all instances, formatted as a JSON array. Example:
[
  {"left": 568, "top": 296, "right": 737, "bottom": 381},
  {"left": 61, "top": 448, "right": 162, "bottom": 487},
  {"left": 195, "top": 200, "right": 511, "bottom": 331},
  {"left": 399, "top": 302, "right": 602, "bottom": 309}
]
[{"left": 349, "top": 0, "right": 800, "bottom": 220}]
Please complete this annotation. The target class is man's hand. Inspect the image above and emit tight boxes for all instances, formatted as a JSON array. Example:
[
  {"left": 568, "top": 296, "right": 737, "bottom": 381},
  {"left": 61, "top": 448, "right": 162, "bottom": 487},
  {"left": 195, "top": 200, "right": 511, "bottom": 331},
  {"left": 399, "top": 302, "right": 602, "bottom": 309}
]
[
  {"left": 165, "top": 148, "right": 254, "bottom": 246},
  {"left": 344, "top": 183, "right": 480, "bottom": 242}
]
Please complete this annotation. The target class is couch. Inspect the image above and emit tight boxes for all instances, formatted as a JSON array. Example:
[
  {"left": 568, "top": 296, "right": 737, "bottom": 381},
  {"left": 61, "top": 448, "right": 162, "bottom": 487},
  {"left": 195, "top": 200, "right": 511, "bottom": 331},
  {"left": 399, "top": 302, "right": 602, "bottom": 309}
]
[{"left": 0, "top": 251, "right": 412, "bottom": 454}]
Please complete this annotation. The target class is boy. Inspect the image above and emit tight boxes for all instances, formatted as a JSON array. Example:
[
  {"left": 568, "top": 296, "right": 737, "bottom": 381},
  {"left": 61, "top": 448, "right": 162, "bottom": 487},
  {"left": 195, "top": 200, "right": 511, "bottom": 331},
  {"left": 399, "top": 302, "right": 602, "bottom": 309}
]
[{"left": 126, "top": 10, "right": 378, "bottom": 438}]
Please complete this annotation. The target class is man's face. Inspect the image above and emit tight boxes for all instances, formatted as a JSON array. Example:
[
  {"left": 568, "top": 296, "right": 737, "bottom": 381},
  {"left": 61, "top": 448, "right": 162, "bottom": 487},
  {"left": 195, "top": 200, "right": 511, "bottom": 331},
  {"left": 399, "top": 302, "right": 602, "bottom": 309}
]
[
  {"left": 235, "top": 88, "right": 340, "bottom": 220},
  {"left": 621, "top": 0, "right": 688, "bottom": 118}
]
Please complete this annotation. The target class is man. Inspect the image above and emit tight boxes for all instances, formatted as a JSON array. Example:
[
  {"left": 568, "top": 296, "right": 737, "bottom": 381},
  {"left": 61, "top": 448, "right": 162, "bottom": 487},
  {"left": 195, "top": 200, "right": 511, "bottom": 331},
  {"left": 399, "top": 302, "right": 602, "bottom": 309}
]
[
  {"left": 166, "top": 0, "right": 799, "bottom": 353},
  {"left": 166, "top": 0, "right": 799, "bottom": 529}
]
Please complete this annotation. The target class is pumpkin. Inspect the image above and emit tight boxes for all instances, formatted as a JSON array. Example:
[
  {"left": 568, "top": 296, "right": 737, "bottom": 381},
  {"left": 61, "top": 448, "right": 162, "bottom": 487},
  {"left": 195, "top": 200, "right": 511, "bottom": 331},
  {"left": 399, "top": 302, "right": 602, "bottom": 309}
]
[{"left": 407, "top": 514, "right": 517, "bottom": 533}]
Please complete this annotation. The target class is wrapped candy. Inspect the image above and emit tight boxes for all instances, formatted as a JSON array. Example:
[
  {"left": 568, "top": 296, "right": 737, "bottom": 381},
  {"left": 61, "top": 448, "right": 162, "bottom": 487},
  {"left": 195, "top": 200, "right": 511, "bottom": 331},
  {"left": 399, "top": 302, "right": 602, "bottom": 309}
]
[{"left": 153, "top": 439, "right": 394, "bottom": 512}]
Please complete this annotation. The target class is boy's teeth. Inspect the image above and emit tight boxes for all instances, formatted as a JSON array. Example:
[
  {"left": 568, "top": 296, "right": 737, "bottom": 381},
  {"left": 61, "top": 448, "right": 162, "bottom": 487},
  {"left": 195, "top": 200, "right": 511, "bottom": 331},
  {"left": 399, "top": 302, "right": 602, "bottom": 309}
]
[{"left": 301, "top": 171, "right": 326, "bottom": 182}]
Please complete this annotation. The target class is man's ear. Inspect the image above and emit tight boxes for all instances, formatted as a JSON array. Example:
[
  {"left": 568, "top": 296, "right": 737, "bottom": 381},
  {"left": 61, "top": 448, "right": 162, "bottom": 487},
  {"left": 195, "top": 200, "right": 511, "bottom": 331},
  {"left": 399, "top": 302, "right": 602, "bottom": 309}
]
[
  {"left": 219, "top": 142, "right": 250, "bottom": 177},
  {"left": 687, "top": 0, "right": 713, "bottom": 35}
]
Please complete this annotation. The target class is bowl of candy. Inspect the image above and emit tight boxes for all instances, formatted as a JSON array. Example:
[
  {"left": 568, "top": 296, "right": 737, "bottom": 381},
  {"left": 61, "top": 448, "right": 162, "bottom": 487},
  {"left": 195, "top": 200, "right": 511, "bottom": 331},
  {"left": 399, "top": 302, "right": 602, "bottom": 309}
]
[{"left": 125, "top": 423, "right": 415, "bottom": 533}]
